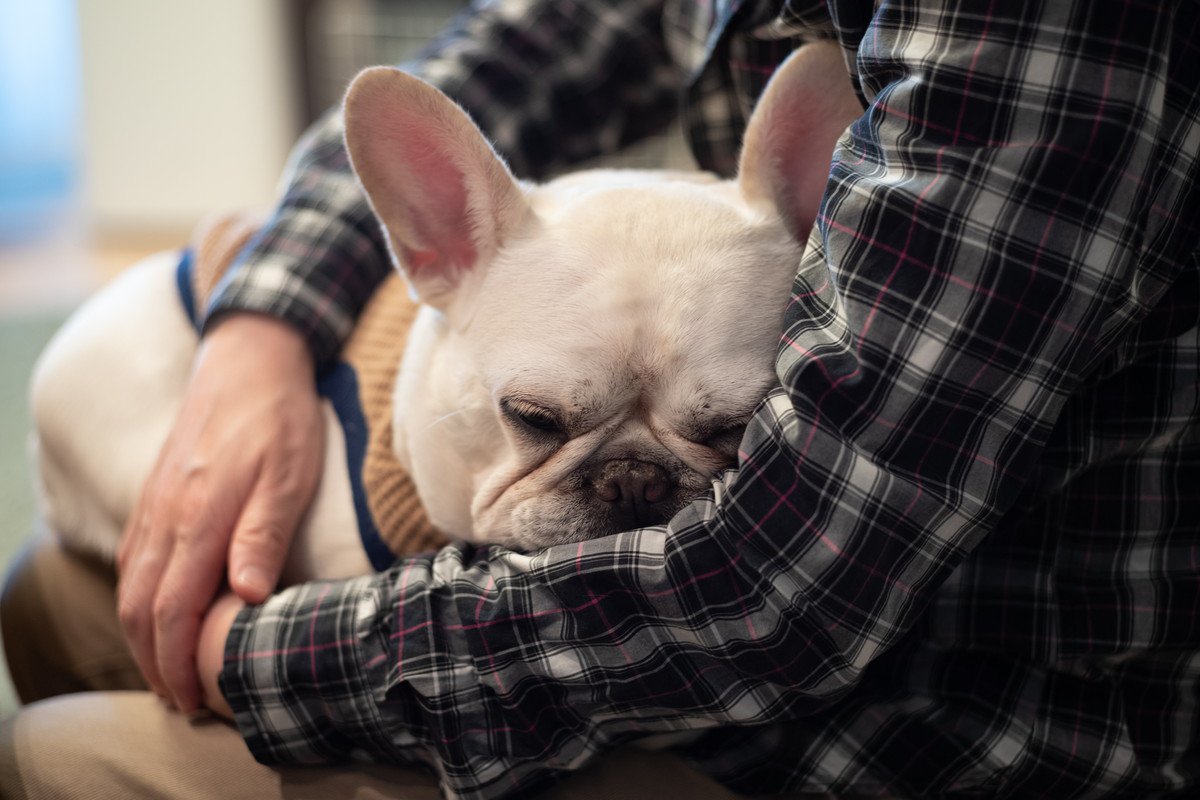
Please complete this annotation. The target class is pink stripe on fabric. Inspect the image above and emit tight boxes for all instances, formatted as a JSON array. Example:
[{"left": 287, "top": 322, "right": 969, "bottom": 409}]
[
  {"left": 733, "top": 567, "right": 761, "bottom": 640},
  {"left": 422, "top": 638, "right": 850, "bottom": 749},
  {"left": 787, "top": 275, "right": 831, "bottom": 309},
  {"left": 476, "top": 575, "right": 509, "bottom": 693},
  {"left": 394, "top": 559, "right": 416, "bottom": 680},
  {"left": 736, "top": 442, "right": 917, "bottom": 599},
  {"left": 818, "top": 217, "right": 1090, "bottom": 341},
  {"left": 853, "top": 141, "right": 946, "bottom": 351},
  {"left": 872, "top": 414, "right": 1010, "bottom": 477},
  {"left": 309, "top": 584, "right": 332, "bottom": 682},
  {"left": 950, "top": 2, "right": 996, "bottom": 148},
  {"left": 308, "top": 584, "right": 337, "bottom": 720},
  {"left": 871, "top": 102, "right": 1153, "bottom": 195},
  {"left": 576, "top": 541, "right": 638, "bottom": 667},
  {"left": 235, "top": 639, "right": 360, "bottom": 661},
  {"left": 303, "top": 236, "right": 376, "bottom": 339}
]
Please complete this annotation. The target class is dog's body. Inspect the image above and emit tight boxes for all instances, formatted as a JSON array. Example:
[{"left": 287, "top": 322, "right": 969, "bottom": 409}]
[{"left": 31, "top": 42, "right": 860, "bottom": 580}]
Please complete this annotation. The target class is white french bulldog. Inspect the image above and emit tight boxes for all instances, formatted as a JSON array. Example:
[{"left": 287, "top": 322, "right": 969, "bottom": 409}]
[{"left": 30, "top": 42, "right": 860, "bottom": 582}]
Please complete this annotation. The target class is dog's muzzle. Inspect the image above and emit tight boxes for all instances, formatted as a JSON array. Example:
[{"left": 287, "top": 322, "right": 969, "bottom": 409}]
[{"left": 588, "top": 458, "right": 676, "bottom": 529}]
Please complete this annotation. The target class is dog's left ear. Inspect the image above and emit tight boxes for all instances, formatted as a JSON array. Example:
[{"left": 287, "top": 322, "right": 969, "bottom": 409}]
[
  {"left": 738, "top": 41, "right": 863, "bottom": 242},
  {"left": 344, "top": 67, "right": 530, "bottom": 311}
]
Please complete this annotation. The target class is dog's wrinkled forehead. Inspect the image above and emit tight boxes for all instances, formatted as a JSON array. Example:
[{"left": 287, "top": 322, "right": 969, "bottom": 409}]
[{"left": 468, "top": 175, "right": 800, "bottom": 414}]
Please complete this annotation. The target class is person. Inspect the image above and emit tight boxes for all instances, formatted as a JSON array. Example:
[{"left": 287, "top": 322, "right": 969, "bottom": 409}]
[{"left": 3, "top": 0, "right": 1198, "bottom": 797}]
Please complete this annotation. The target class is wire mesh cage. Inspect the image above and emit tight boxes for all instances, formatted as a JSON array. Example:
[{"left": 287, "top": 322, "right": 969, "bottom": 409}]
[{"left": 302, "top": 0, "right": 693, "bottom": 171}]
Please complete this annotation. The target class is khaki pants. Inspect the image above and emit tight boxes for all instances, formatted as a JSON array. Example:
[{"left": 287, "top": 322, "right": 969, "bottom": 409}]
[{"left": 0, "top": 538, "right": 802, "bottom": 799}]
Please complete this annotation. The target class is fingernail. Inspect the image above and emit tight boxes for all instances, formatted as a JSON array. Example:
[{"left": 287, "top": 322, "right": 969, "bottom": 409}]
[{"left": 236, "top": 566, "right": 271, "bottom": 598}]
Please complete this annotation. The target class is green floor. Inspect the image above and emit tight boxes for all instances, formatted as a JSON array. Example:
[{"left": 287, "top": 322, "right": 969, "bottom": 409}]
[{"left": 0, "top": 313, "right": 66, "bottom": 715}]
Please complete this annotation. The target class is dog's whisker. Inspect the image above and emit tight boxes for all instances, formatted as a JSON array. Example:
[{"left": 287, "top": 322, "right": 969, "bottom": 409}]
[{"left": 424, "top": 409, "right": 467, "bottom": 430}]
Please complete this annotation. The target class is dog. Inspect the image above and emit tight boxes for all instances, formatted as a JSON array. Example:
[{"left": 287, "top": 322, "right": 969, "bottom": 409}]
[{"left": 30, "top": 41, "right": 860, "bottom": 582}]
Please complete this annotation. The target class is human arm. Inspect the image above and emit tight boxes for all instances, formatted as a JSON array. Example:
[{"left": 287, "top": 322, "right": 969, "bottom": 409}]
[
  {"left": 118, "top": 0, "right": 685, "bottom": 712},
  {"left": 212, "top": 1, "right": 1199, "bottom": 795}
]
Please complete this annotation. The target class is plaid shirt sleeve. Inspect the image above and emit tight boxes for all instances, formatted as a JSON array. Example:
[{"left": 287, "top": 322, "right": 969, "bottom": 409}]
[
  {"left": 204, "top": 0, "right": 682, "bottom": 367},
  {"left": 221, "top": 2, "right": 1200, "bottom": 798}
]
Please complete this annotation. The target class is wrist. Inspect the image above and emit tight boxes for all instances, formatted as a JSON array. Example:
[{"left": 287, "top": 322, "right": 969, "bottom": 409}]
[
  {"left": 203, "top": 313, "right": 316, "bottom": 378},
  {"left": 198, "top": 593, "right": 246, "bottom": 719}
]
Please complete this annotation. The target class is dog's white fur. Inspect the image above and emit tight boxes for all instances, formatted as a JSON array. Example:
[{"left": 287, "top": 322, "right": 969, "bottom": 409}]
[{"left": 31, "top": 42, "right": 860, "bottom": 580}]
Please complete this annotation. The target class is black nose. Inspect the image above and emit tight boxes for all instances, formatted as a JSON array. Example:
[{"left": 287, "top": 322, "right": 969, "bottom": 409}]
[{"left": 591, "top": 459, "right": 673, "bottom": 528}]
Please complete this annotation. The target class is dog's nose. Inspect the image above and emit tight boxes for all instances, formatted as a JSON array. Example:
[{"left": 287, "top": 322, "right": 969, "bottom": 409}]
[{"left": 591, "top": 459, "right": 673, "bottom": 528}]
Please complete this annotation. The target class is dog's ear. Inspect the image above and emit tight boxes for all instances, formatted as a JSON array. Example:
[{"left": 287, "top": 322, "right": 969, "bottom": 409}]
[
  {"left": 344, "top": 67, "right": 529, "bottom": 310},
  {"left": 738, "top": 41, "right": 862, "bottom": 242}
]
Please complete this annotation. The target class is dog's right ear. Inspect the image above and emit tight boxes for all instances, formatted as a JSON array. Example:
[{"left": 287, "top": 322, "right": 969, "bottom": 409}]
[
  {"left": 738, "top": 41, "right": 862, "bottom": 243},
  {"left": 344, "top": 67, "right": 529, "bottom": 310}
]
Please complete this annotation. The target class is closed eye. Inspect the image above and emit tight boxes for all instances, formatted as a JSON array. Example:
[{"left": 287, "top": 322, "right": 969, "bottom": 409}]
[
  {"left": 500, "top": 398, "right": 565, "bottom": 437},
  {"left": 696, "top": 419, "right": 748, "bottom": 451}
]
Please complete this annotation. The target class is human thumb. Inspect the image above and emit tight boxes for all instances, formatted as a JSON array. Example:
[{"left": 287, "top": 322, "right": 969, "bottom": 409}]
[{"left": 227, "top": 484, "right": 302, "bottom": 603}]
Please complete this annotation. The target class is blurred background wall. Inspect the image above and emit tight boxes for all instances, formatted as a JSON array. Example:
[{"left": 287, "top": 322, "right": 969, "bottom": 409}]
[
  {"left": 4, "top": 0, "right": 479, "bottom": 259},
  {"left": 0, "top": 0, "right": 79, "bottom": 241},
  {"left": 76, "top": 0, "right": 298, "bottom": 234}
]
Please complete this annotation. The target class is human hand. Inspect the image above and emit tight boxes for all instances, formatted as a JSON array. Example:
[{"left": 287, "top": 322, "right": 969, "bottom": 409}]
[
  {"left": 197, "top": 592, "right": 245, "bottom": 719},
  {"left": 117, "top": 313, "right": 325, "bottom": 713}
]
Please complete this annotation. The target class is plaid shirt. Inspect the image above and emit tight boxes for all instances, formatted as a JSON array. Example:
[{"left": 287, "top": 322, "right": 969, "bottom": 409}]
[{"left": 219, "top": 1, "right": 1200, "bottom": 797}]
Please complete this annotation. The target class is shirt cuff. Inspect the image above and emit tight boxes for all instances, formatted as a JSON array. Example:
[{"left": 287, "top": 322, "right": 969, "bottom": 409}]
[
  {"left": 202, "top": 251, "right": 353, "bottom": 370},
  {"left": 201, "top": 197, "right": 390, "bottom": 370},
  {"left": 219, "top": 574, "right": 421, "bottom": 766}
]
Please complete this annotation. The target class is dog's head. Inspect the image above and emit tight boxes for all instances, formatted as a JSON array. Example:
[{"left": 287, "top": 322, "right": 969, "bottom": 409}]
[{"left": 344, "top": 43, "right": 859, "bottom": 549}]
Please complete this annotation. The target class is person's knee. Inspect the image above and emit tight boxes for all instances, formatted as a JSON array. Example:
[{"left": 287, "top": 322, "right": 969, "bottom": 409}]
[
  {"left": 0, "top": 712, "right": 30, "bottom": 800},
  {"left": 0, "top": 692, "right": 441, "bottom": 800},
  {"left": 1, "top": 541, "right": 34, "bottom": 635},
  {"left": 0, "top": 537, "right": 141, "bottom": 703},
  {"left": 0, "top": 693, "right": 167, "bottom": 800},
  {"left": 0, "top": 541, "right": 51, "bottom": 702}
]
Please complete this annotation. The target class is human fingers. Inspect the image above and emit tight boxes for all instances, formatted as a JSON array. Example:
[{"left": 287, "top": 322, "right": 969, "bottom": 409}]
[
  {"left": 121, "top": 447, "right": 250, "bottom": 705},
  {"left": 152, "top": 491, "right": 239, "bottom": 712},
  {"left": 117, "top": 440, "right": 199, "bottom": 698},
  {"left": 117, "top": 394, "right": 256, "bottom": 699},
  {"left": 116, "top": 488, "right": 173, "bottom": 698},
  {"left": 117, "top": 433, "right": 176, "bottom": 576},
  {"left": 153, "top": 402, "right": 323, "bottom": 709},
  {"left": 227, "top": 403, "right": 325, "bottom": 603},
  {"left": 116, "top": 313, "right": 318, "bottom": 703}
]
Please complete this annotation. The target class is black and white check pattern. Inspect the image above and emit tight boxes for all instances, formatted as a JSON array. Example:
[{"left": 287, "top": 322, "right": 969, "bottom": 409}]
[{"left": 220, "top": 1, "right": 1200, "bottom": 798}]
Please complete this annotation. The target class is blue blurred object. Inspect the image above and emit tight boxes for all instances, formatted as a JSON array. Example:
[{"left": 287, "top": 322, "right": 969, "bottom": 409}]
[{"left": 0, "top": 0, "right": 80, "bottom": 242}]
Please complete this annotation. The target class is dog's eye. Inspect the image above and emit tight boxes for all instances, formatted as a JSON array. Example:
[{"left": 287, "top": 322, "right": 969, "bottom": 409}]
[
  {"left": 698, "top": 421, "right": 746, "bottom": 451},
  {"left": 500, "top": 399, "right": 564, "bottom": 436}
]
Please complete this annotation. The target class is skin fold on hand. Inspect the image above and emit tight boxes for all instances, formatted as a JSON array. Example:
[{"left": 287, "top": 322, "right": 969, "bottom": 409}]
[{"left": 116, "top": 312, "right": 325, "bottom": 713}]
